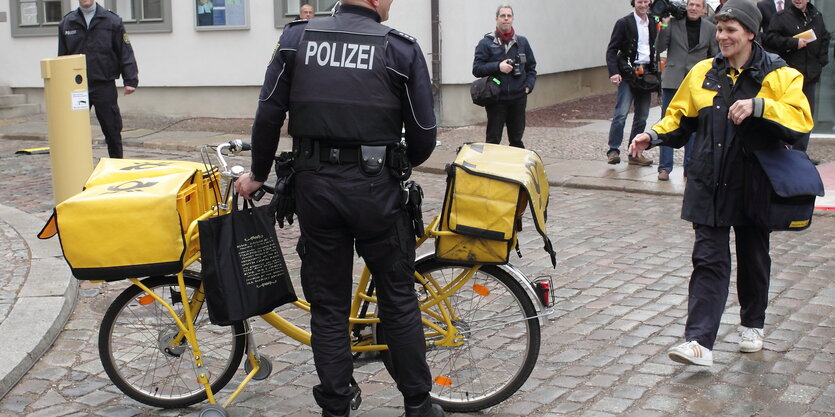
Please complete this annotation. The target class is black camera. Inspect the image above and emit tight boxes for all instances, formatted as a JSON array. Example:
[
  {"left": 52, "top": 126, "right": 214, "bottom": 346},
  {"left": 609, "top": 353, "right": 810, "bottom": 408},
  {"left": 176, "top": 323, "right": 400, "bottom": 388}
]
[
  {"left": 650, "top": 0, "right": 687, "bottom": 20},
  {"left": 509, "top": 53, "right": 527, "bottom": 77}
]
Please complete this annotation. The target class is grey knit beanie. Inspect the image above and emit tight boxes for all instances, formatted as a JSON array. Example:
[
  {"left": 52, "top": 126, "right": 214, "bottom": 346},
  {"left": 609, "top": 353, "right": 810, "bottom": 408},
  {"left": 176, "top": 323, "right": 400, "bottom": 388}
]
[{"left": 715, "top": 0, "right": 762, "bottom": 33}]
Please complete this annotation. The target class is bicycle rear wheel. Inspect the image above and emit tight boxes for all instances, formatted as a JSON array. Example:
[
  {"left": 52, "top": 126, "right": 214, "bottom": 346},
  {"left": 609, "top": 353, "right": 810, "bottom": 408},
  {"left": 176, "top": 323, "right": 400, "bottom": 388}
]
[
  {"left": 380, "top": 258, "right": 541, "bottom": 412},
  {"left": 98, "top": 274, "right": 246, "bottom": 408}
]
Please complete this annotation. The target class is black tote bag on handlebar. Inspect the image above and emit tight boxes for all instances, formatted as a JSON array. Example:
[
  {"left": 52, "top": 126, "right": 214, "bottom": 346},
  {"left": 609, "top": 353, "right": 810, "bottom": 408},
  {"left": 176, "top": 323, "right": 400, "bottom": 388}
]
[{"left": 198, "top": 194, "right": 297, "bottom": 326}]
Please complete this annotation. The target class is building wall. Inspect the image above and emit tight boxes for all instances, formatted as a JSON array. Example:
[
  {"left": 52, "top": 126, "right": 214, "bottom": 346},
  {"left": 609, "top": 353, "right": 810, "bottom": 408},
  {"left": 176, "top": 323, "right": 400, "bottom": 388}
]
[{"left": 0, "top": 1, "right": 632, "bottom": 125}]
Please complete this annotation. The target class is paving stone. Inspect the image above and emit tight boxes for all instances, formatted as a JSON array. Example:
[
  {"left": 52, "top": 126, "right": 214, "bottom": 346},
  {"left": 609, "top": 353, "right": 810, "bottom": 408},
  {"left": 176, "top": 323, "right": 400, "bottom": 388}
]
[
  {"left": 93, "top": 405, "right": 143, "bottom": 417},
  {"left": 810, "top": 394, "right": 835, "bottom": 413},
  {"left": 591, "top": 396, "right": 633, "bottom": 413},
  {"left": 642, "top": 395, "right": 682, "bottom": 413},
  {"left": 780, "top": 384, "right": 821, "bottom": 404},
  {"left": 549, "top": 401, "right": 584, "bottom": 415},
  {"left": 610, "top": 385, "right": 647, "bottom": 400},
  {"left": 0, "top": 396, "right": 30, "bottom": 413}
]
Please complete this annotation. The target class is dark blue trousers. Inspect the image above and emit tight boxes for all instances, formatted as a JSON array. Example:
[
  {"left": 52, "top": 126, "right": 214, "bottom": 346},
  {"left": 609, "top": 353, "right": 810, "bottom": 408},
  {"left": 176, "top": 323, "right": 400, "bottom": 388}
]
[
  {"left": 294, "top": 163, "right": 431, "bottom": 414},
  {"left": 485, "top": 95, "right": 527, "bottom": 148},
  {"left": 89, "top": 81, "right": 123, "bottom": 158},
  {"left": 686, "top": 223, "right": 771, "bottom": 350}
]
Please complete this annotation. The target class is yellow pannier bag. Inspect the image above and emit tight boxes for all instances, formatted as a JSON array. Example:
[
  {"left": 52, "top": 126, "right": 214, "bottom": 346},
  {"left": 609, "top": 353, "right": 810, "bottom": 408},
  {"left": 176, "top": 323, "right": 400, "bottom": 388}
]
[
  {"left": 39, "top": 158, "right": 214, "bottom": 281},
  {"left": 85, "top": 158, "right": 221, "bottom": 214},
  {"left": 436, "top": 143, "right": 556, "bottom": 266}
]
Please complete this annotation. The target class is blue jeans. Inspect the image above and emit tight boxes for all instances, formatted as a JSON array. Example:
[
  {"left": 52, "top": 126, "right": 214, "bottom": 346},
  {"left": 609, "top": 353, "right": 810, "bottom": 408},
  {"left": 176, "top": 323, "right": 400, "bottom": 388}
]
[
  {"left": 607, "top": 81, "right": 651, "bottom": 155},
  {"left": 659, "top": 88, "right": 693, "bottom": 173}
]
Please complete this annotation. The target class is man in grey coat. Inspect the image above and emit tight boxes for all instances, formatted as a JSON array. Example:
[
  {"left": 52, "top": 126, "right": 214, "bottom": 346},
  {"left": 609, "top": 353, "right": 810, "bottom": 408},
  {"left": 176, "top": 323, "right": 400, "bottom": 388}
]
[{"left": 655, "top": 0, "right": 718, "bottom": 180}]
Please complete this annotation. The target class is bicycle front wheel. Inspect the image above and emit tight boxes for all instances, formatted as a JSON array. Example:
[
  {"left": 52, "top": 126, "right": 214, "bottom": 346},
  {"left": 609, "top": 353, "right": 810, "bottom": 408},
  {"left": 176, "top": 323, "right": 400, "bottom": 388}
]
[
  {"left": 415, "top": 258, "right": 541, "bottom": 412},
  {"left": 98, "top": 274, "right": 246, "bottom": 408}
]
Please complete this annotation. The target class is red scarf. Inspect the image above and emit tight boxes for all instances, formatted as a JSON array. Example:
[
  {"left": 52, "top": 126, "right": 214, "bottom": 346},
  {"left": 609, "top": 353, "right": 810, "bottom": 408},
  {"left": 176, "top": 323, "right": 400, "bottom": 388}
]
[{"left": 496, "top": 27, "right": 515, "bottom": 44}]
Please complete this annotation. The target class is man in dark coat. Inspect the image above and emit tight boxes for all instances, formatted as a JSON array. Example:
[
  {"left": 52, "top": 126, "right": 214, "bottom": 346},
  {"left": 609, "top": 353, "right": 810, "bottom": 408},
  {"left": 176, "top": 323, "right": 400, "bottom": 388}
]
[
  {"left": 472, "top": 4, "right": 537, "bottom": 148},
  {"left": 604, "top": 0, "right": 657, "bottom": 166},
  {"left": 763, "top": 0, "right": 830, "bottom": 153},
  {"left": 58, "top": 0, "right": 138, "bottom": 159},
  {"left": 757, "top": 0, "right": 782, "bottom": 31},
  {"left": 630, "top": 0, "right": 812, "bottom": 367},
  {"left": 655, "top": 0, "right": 719, "bottom": 180}
]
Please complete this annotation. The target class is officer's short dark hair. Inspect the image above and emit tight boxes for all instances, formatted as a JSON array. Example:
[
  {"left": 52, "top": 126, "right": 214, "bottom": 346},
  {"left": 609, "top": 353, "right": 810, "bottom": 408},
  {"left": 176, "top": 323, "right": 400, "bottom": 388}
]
[{"left": 496, "top": 4, "right": 513, "bottom": 18}]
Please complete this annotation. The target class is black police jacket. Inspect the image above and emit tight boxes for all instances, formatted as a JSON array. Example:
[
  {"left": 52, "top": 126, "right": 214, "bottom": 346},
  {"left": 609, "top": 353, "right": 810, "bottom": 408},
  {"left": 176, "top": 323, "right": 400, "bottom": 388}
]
[
  {"left": 249, "top": 5, "right": 436, "bottom": 181},
  {"left": 472, "top": 32, "right": 536, "bottom": 101},
  {"left": 647, "top": 44, "right": 812, "bottom": 227},
  {"left": 58, "top": 5, "right": 138, "bottom": 87},
  {"left": 763, "top": 3, "right": 831, "bottom": 84}
]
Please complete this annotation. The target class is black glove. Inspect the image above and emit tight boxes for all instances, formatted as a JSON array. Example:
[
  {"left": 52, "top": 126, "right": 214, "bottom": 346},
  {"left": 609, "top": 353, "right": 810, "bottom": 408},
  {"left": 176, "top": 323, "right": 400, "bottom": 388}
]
[
  {"left": 272, "top": 174, "right": 295, "bottom": 228},
  {"left": 269, "top": 152, "right": 296, "bottom": 228}
]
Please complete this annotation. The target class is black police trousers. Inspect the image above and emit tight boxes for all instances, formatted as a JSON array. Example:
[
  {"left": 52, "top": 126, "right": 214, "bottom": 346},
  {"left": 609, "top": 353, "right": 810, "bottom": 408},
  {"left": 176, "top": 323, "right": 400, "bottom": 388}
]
[
  {"left": 685, "top": 223, "right": 771, "bottom": 350},
  {"left": 294, "top": 163, "right": 431, "bottom": 414},
  {"left": 89, "top": 80, "right": 124, "bottom": 158},
  {"left": 485, "top": 95, "right": 527, "bottom": 148}
]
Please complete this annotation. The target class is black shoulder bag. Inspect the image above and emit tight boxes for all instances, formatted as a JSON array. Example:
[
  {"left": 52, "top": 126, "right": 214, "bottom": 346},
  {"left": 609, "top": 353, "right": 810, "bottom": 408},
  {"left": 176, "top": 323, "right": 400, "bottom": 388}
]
[
  {"left": 471, "top": 76, "right": 501, "bottom": 107},
  {"left": 198, "top": 194, "right": 297, "bottom": 325},
  {"left": 718, "top": 75, "right": 825, "bottom": 231}
]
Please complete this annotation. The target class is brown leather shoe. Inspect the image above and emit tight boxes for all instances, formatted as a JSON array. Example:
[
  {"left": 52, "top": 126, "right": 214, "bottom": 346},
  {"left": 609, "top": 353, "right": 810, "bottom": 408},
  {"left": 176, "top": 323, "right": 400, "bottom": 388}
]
[
  {"left": 657, "top": 169, "right": 670, "bottom": 181},
  {"left": 607, "top": 151, "right": 621, "bottom": 165},
  {"left": 628, "top": 155, "right": 653, "bottom": 166}
]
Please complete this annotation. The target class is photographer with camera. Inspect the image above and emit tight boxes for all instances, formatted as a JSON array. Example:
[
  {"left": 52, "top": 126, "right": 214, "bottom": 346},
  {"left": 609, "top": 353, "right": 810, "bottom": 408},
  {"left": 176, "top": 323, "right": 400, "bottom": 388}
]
[
  {"left": 605, "top": 0, "right": 658, "bottom": 166},
  {"left": 473, "top": 4, "right": 537, "bottom": 148},
  {"left": 655, "top": 0, "right": 718, "bottom": 181}
]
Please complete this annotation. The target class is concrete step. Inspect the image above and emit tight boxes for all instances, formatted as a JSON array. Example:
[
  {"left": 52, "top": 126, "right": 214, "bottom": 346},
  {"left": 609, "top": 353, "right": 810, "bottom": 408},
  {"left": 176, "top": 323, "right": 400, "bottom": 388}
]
[
  {"left": 0, "top": 94, "right": 26, "bottom": 107},
  {"left": 0, "top": 104, "right": 41, "bottom": 119},
  {"left": 0, "top": 86, "right": 11, "bottom": 95}
]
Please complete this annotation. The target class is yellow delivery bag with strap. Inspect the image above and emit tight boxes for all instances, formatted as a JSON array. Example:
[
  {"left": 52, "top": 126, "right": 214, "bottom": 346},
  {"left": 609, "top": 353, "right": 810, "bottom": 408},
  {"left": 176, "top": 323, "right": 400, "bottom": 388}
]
[
  {"left": 436, "top": 143, "right": 556, "bottom": 266},
  {"left": 38, "top": 158, "right": 217, "bottom": 281}
]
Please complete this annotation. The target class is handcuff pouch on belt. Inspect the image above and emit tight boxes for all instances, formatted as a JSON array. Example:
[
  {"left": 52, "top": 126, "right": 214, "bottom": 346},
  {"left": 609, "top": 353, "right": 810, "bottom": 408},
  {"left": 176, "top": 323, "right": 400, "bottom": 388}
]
[
  {"left": 270, "top": 151, "right": 296, "bottom": 228},
  {"left": 360, "top": 145, "right": 387, "bottom": 176}
]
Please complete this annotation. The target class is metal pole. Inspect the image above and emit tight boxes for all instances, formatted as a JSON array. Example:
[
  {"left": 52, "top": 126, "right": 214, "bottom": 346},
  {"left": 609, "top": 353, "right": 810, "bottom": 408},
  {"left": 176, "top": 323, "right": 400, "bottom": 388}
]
[
  {"left": 41, "top": 54, "right": 94, "bottom": 205},
  {"left": 430, "top": 0, "right": 441, "bottom": 124}
]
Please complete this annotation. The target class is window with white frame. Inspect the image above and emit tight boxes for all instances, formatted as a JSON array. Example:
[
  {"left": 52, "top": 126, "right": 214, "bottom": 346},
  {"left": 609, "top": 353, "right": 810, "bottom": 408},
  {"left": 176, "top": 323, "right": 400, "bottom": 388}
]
[{"left": 274, "top": 0, "right": 338, "bottom": 28}]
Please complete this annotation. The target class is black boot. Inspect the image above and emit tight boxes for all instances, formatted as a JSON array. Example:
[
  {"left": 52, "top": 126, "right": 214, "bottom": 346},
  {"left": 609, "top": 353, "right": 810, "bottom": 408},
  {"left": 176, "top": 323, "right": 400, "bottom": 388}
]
[
  {"left": 321, "top": 408, "right": 349, "bottom": 417},
  {"left": 404, "top": 396, "right": 444, "bottom": 417}
]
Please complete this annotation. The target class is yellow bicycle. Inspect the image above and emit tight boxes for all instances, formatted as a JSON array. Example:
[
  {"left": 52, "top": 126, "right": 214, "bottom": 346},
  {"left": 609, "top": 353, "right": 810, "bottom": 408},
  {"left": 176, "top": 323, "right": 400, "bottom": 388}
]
[{"left": 95, "top": 141, "right": 554, "bottom": 415}]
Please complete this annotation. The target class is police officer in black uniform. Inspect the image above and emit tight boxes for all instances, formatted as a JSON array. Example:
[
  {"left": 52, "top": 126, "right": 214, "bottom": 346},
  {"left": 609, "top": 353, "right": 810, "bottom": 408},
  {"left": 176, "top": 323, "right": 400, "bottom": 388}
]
[
  {"left": 235, "top": 1, "right": 441, "bottom": 416},
  {"left": 58, "top": 0, "right": 138, "bottom": 159}
]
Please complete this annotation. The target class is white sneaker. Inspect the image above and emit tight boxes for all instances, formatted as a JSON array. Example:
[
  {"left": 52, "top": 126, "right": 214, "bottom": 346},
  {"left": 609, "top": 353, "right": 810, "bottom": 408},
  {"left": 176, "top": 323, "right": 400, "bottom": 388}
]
[
  {"left": 668, "top": 340, "right": 713, "bottom": 366},
  {"left": 739, "top": 327, "right": 764, "bottom": 353}
]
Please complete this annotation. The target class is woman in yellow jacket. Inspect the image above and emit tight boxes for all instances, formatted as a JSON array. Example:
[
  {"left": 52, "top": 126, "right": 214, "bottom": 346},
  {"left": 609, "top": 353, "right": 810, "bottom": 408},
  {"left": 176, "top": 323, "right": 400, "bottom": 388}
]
[{"left": 630, "top": 0, "right": 812, "bottom": 367}]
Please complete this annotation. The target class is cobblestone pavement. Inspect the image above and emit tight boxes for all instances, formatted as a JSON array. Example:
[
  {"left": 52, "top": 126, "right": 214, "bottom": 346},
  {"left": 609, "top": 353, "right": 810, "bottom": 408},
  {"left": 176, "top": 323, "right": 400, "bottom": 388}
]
[{"left": 0, "top": 138, "right": 834, "bottom": 417}]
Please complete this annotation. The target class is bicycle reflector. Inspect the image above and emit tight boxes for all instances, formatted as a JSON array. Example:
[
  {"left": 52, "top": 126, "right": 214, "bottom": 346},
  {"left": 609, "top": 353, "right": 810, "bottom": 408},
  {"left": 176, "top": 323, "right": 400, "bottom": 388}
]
[
  {"left": 434, "top": 376, "right": 453, "bottom": 387},
  {"left": 534, "top": 277, "right": 554, "bottom": 307},
  {"left": 138, "top": 295, "right": 155, "bottom": 306}
]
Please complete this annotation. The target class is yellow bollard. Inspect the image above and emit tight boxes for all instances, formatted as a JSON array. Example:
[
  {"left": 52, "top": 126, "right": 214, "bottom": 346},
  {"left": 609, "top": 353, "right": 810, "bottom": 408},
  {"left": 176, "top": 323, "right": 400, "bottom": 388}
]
[{"left": 41, "top": 54, "right": 94, "bottom": 205}]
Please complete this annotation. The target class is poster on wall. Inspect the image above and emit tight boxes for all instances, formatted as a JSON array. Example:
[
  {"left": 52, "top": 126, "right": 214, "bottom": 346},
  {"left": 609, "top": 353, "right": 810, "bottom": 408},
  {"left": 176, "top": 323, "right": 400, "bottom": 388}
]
[{"left": 196, "top": 0, "right": 249, "bottom": 30}]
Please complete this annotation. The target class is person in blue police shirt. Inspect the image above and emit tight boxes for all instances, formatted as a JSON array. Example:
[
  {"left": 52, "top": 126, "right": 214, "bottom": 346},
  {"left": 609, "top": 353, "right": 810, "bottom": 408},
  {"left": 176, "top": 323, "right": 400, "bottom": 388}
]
[{"left": 235, "top": 1, "right": 442, "bottom": 416}]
